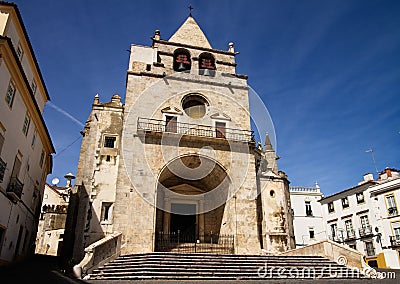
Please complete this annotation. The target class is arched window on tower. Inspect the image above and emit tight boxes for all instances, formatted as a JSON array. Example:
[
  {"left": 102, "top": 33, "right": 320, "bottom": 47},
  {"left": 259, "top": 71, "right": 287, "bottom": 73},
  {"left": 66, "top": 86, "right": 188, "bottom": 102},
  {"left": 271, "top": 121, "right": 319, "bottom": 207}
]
[
  {"left": 199, "top": 52, "right": 216, "bottom": 76},
  {"left": 173, "top": 49, "right": 191, "bottom": 72}
]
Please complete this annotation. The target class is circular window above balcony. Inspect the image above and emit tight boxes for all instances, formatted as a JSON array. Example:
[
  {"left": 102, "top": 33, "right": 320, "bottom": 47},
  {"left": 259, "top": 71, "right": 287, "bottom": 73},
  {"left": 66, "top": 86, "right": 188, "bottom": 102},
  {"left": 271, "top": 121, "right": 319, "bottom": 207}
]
[{"left": 182, "top": 94, "right": 209, "bottom": 119}]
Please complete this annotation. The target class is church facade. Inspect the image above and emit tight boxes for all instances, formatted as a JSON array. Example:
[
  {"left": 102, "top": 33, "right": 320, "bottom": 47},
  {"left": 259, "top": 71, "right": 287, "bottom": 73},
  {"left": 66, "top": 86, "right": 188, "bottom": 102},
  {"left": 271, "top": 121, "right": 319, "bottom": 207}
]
[{"left": 66, "top": 16, "right": 295, "bottom": 261}]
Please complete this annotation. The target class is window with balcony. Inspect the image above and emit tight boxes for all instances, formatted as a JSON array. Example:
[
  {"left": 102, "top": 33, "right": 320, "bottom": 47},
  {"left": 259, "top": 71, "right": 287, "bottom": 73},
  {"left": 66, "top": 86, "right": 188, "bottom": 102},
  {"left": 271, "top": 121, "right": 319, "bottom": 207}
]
[
  {"left": 7, "top": 156, "right": 23, "bottom": 201},
  {"left": 22, "top": 114, "right": 31, "bottom": 136},
  {"left": 215, "top": 122, "right": 226, "bottom": 138},
  {"left": 305, "top": 201, "right": 313, "bottom": 216},
  {"left": 328, "top": 202, "right": 335, "bottom": 213},
  {"left": 0, "top": 133, "right": 4, "bottom": 182},
  {"left": 356, "top": 192, "right": 365, "bottom": 204},
  {"left": 342, "top": 197, "right": 349, "bottom": 208},
  {"left": 359, "top": 215, "right": 373, "bottom": 237},
  {"left": 386, "top": 195, "right": 398, "bottom": 217},
  {"left": 330, "top": 223, "right": 337, "bottom": 239},
  {"left": 31, "top": 80, "right": 37, "bottom": 95},
  {"left": 165, "top": 116, "right": 178, "bottom": 133},
  {"left": 365, "top": 241, "right": 375, "bottom": 256},
  {"left": 391, "top": 222, "right": 400, "bottom": 246},
  {"left": 5, "top": 81, "right": 16, "bottom": 108},
  {"left": 16, "top": 43, "right": 23, "bottom": 61},
  {"left": 39, "top": 150, "right": 45, "bottom": 168},
  {"left": 345, "top": 219, "right": 355, "bottom": 239}
]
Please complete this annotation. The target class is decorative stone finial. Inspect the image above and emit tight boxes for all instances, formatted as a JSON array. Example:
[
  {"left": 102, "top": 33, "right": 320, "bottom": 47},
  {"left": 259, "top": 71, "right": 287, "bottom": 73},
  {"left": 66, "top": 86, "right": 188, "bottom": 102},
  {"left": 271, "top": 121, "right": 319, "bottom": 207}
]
[
  {"left": 264, "top": 132, "right": 273, "bottom": 151},
  {"left": 111, "top": 94, "right": 121, "bottom": 104},
  {"left": 94, "top": 94, "right": 99, "bottom": 104},
  {"left": 228, "top": 42, "right": 234, "bottom": 53},
  {"left": 154, "top": 30, "right": 160, "bottom": 40}
]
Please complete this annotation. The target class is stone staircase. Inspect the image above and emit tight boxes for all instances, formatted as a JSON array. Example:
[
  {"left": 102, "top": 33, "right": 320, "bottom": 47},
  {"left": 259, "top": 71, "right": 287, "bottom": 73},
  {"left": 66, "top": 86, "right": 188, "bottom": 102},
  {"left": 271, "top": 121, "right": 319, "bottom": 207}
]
[{"left": 88, "top": 252, "right": 367, "bottom": 280}]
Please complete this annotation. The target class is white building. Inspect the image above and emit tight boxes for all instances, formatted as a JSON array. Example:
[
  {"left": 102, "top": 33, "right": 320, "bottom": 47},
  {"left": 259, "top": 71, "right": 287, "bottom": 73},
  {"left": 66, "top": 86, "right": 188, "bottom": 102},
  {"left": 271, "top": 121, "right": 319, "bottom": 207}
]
[
  {"left": 35, "top": 174, "right": 73, "bottom": 256},
  {"left": 290, "top": 183, "right": 325, "bottom": 247},
  {"left": 0, "top": 2, "right": 55, "bottom": 265},
  {"left": 319, "top": 170, "right": 400, "bottom": 268},
  {"left": 369, "top": 168, "right": 400, "bottom": 268}
]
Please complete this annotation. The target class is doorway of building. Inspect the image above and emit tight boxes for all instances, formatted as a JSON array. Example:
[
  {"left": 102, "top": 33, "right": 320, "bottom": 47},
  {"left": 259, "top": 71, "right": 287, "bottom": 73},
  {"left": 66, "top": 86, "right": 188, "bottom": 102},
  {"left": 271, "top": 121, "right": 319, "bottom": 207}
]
[{"left": 170, "top": 203, "right": 196, "bottom": 238}]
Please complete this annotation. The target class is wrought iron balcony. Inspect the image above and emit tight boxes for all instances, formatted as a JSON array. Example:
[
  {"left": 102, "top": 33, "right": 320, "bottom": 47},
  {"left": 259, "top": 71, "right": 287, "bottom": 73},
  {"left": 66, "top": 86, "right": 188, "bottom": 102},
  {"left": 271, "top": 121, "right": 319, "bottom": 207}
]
[
  {"left": 388, "top": 207, "right": 398, "bottom": 217},
  {"left": 328, "top": 234, "right": 343, "bottom": 243},
  {"left": 345, "top": 229, "right": 356, "bottom": 240},
  {"left": 0, "top": 157, "right": 6, "bottom": 182},
  {"left": 7, "top": 177, "right": 23, "bottom": 201},
  {"left": 137, "top": 117, "right": 254, "bottom": 143},
  {"left": 390, "top": 236, "right": 400, "bottom": 247},
  {"left": 359, "top": 225, "right": 373, "bottom": 237}
]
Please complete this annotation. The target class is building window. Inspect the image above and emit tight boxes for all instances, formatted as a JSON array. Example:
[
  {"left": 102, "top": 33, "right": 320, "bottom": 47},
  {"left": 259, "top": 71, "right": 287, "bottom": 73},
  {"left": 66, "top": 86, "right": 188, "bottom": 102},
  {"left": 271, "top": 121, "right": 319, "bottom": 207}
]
[
  {"left": 16, "top": 43, "right": 23, "bottom": 61},
  {"left": 360, "top": 215, "right": 370, "bottom": 228},
  {"left": 104, "top": 136, "right": 116, "bottom": 148},
  {"left": 182, "top": 94, "right": 208, "bottom": 119},
  {"left": 330, "top": 223, "right": 337, "bottom": 237},
  {"left": 198, "top": 52, "right": 216, "bottom": 76},
  {"left": 39, "top": 151, "right": 45, "bottom": 168},
  {"left": 0, "top": 227, "right": 5, "bottom": 255},
  {"left": 165, "top": 116, "right": 178, "bottom": 133},
  {"left": 305, "top": 201, "right": 313, "bottom": 216},
  {"left": 356, "top": 192, "right": 365, "bottom": 204},
  {"left": 392, "top": 223, "right": 400, "bottom": 244},
  {"left": 31, "top": 131, "right": 36, "bottom": 148},
  {"left": 215, "top": 122, "right": 226, "bottom": 138},
  {"left": 386, "top": 195, "right": 398, "bottom": 216},
  {"left": 0, "top": 132, "right": 4, "bottom": 154},
  {"left": 328, "top": 202, "right": 335, "bottom": 213},
  {"left": 365, "top": 241, "right": 375, "bottom": 256},
  {"left": 342, "top": 197, "right": 349, "bottom": 208},
  {"left": 22, "top": 114, "right": 31, "bottom": 136},
  {"left": 100, "top": 202, "right": 113, "bottom": 222},
  {"left": 345, "top": 219, "right": 355, "bottom": 239},
  {"left": 309, "top": 228, "right": 315, "bottom": 239},
  {"left": 31, "top": 80, "right": 37, "bottom": 94},
  {"left": 173, "top": 49, "right": 191, "bottom": 72},
  {"left": 5, "top": 81, "right": 16, "bottom": 108}
]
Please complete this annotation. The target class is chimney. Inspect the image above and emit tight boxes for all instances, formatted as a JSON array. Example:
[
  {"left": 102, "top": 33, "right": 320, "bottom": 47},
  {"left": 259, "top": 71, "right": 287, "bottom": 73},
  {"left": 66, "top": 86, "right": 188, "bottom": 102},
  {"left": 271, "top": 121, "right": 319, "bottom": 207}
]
[
  {"left": 228, "top": 42, "right": 235, "bottom": 53},
  {"left": 386, "top": 168, "right": 392, "bottom": 178},
  {"left": 363, "top": 173, "right": 374, "bottom": 182},
  {"left": 93, "top": 94, "right": 99, "bottom": 104}
]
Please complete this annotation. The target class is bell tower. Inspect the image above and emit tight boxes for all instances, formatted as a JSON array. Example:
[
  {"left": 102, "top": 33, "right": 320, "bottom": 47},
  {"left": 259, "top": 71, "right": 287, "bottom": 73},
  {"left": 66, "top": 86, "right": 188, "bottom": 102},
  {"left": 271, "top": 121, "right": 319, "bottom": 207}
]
[{"left": 68, "top": 14, "right": 294, "bottom": 260}]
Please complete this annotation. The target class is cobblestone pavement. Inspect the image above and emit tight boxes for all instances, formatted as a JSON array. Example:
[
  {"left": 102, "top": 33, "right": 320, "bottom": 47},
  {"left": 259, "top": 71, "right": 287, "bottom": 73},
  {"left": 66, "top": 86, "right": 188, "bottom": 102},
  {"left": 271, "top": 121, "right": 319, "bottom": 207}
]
[{"left": 0, "top": 255, "right": 398, "bottom": 284}]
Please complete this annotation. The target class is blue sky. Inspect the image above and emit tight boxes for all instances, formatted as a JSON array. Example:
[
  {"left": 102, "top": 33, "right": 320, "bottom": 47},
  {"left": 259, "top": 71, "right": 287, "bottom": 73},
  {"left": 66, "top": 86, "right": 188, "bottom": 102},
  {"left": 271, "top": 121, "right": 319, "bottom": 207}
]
[{"left": 14, "top": 0, "right": 400, "bottom": 196}]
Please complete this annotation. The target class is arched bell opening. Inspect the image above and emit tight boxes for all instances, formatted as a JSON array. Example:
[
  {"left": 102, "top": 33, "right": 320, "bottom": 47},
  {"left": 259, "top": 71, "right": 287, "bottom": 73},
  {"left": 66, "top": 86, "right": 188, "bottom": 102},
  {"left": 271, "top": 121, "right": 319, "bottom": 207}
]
[{"left": 173, "top": 48, "right": 191, "bottom": 72}]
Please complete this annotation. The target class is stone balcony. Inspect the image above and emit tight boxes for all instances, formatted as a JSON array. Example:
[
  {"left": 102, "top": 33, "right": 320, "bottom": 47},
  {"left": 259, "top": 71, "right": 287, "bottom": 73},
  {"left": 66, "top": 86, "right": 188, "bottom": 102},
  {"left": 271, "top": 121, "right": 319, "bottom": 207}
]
[
  {"left": 137, "top": 117, "right": 254, "bottom": 143},
  {"left": 7, "top": 177, "right": 24, "bottom": 202}
]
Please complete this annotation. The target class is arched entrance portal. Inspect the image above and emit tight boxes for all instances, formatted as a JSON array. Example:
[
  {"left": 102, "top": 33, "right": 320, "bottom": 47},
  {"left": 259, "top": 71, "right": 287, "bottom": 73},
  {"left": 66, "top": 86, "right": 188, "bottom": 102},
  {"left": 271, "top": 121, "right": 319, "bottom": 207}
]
[{"left": 155, "top": 155, "right": 234, "bottom": 253}]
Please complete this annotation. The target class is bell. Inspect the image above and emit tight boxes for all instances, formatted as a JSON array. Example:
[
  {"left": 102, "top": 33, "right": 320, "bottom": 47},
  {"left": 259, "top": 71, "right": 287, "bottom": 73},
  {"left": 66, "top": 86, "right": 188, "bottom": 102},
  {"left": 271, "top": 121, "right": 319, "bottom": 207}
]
[
  {"left": 178, "top": 62, "right": 186, "bottom": 71},
  {"left": 203, "top": 68, "right": 210, "bottom": 76}
]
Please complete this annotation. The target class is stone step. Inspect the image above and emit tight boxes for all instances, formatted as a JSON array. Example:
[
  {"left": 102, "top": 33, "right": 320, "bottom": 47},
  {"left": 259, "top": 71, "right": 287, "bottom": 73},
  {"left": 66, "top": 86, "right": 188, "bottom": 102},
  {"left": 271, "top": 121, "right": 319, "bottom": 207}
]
[
  {"left": 88, "top": 252, "right": 365, "bottom": 280},
  {"left": 103, "top": 260, "right": 342, "bottom": 268}
]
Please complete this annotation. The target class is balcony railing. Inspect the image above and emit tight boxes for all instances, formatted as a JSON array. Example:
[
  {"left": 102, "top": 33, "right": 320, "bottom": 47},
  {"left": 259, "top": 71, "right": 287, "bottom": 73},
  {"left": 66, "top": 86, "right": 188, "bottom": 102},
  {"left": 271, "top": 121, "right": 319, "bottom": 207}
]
[
  {"left": 359, "top": 225, "right": 373, "bottom": 237},
  {"left": 0, "top": 157, "right": 6, "bottom": 182},
  {"left": 137, "top": 117, "right": 254, "bottom": 143},
  {"left": 388, "top": 207, "right": 398, "bottom": 217},
  {"left": 390, "top": 236, "right": 400, "bottom": 247},
  {"left": 345, "top": 229, "right": 356, "bottom": 240},
  {"left": 7, "top": 177, "right": 23, "bottom": 201},
  {"left": 328, "top": 234, "right": 343, "bottom": 243}
]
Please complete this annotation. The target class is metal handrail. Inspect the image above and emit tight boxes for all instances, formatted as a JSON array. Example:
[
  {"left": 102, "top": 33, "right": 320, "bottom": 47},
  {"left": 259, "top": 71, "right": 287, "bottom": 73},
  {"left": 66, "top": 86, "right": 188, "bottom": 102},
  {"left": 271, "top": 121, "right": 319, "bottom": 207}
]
[
  {"left": 137, "top": 117, "right": 254, "bottom": 143},
  {"left": 7, "top": 176, "right": 23, "bottom": 199}
]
